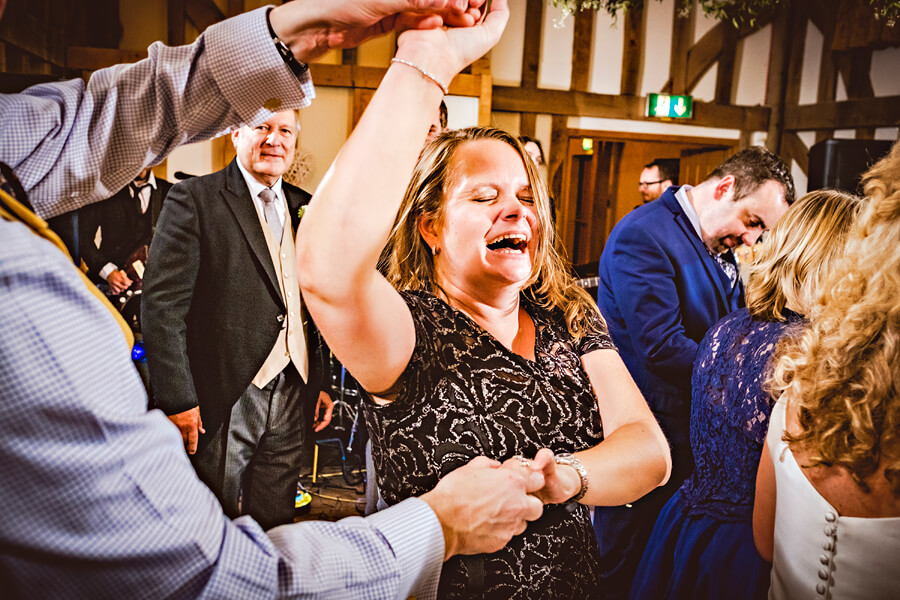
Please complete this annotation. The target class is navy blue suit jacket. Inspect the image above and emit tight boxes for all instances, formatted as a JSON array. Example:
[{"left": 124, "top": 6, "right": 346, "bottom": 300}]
[{"left": 597, "top": 187, "right": 743, "bottom": 442}]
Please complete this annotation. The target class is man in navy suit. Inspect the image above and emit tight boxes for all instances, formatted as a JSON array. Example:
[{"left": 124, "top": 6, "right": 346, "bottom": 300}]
[{"left": 593, "top": 146, "right": 795, "bottom": 598}]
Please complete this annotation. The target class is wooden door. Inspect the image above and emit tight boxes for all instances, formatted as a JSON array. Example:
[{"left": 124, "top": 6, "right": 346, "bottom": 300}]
[
  {"left": 555, "top": 130, "right": 737, "bottom": 268},
  {"left": 679, "top": 146, "right": 735, "bottom": 186},
  {"left": 558, "top": 137, "right": 624, "bottom": 267}
]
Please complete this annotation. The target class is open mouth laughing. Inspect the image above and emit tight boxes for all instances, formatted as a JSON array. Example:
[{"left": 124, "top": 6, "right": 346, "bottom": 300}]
[{"left": 486, "top": 233, "right": 529, "bottom": 254}]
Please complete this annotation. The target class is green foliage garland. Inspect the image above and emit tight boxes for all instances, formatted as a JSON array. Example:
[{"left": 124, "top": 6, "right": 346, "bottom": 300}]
[{"left": 551, "top": 0, "right": 900, "bottom": 29}]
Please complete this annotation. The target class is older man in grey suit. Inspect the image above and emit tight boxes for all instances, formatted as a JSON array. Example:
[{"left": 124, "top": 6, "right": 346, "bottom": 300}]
[{"left": 144, "top": 109, "right": 332, "bottom": 530}]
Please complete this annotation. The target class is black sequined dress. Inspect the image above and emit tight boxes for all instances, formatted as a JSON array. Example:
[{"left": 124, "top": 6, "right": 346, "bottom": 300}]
[{"left": 364, "top": 290, "right": 615, "bottom": 599}]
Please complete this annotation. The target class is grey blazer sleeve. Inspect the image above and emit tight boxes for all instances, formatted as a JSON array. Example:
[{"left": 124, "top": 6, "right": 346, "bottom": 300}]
[{"left": 142, "top": 182, "right": 202, "bottom": 416}]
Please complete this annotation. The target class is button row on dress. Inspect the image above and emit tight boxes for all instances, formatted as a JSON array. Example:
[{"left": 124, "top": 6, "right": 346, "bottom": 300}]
[{"left": 816, "top": 511, "right": 838, "bottom": 599}]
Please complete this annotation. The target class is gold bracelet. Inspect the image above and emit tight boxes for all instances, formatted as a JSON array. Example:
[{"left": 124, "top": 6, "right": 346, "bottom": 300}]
[{"left": 390, "top": 58, "right": 449, "bottom": 95}]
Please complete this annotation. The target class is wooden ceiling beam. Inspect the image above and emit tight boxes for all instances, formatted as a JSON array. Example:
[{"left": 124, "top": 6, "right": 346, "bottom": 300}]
[
  {"left": 521, "top": 0, "right": 543, "bottom": 89},
  {"left": 620, "top": 5, "right": 644, "bottom": 96},
  {"left": 0, "top": 2, "right": 68, "bottom": 67},
  {"left": 666, "top": 6, "right": 695, "bottom": 94},
  {"left": 492, "top": 85, "right": 770, "bottom": 131},
  {"left": 67, "top": 46, "right": 147, "bottom": 71},
  {"left": 764, "top": 4, "right": 794, "bottom": 156},
  {"left": 308, "top": 63, "right": 483, "bottom": 96},
  {"left": 713, "top": 24, "right": 738, "bottom": 104},
  {"left": 784, "top": 95, "right": 900, "bottom": 130},
  {"left": 685, "top": 23, "right": 726, "bottom": 92},
  {"left": 571, "top": 9, "right": 594, "bottom": 92},
  {"left": 185, "top": 0, "right": 225, "bottom": 34},
  {"left": 782, "top": 131, "right": 810, "bottom": 174},
  {"left": 684, "top": 15, "right": 774, "bottom": 96},
  {"left": 814, "top": 6, "right": 838, "bottom": 143},
  {"left": 168, "top": 0, "right": 185, "bottom": 46},
  {"left": 837, "top": 47, "right": 876, "bottom": 138},
  {"left": 226, "top": 0, "right": 244, "bottom": 18}
]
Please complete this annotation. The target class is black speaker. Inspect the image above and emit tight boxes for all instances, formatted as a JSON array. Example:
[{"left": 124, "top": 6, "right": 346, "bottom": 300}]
[{"left": 808, "top": 139, "right": 892, "bottom": 195}]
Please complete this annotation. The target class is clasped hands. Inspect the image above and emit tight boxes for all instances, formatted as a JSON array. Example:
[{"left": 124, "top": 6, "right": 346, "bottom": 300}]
[
  {"left": 502, "top": 448, "right": 584, "bottom": 506},
  {"left": 421, "top": 448, "right": 585, "bottom": 561}
]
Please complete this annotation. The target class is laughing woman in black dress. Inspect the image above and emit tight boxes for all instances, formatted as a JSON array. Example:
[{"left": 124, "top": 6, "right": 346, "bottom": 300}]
[{"left": 296, "top": 1, "right": 671, "bottom": 597}]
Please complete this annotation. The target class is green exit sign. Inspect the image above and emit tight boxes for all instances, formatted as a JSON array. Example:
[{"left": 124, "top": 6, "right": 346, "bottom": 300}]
[{"left": 647, "top": 93, "right": 693, "bottom": 119}]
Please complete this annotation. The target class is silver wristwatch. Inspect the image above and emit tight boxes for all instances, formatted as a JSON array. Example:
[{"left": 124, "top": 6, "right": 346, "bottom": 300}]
[{"left": 554, "top": 452, "right": 589, "bottom": 502}]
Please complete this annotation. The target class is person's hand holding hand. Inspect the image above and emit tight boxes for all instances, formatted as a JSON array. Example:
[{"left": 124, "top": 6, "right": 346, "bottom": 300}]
[
  {"left": 106, "top": 269, "right": 133, "bottom": 294},
  {"left": 421, "top": 455, "right": 544, "bottom": 560},
  {"left": 167, "top": 406, "right": 205, "bottom": 455},
  {"left": 502, "top": 449, "right": 582, "bottom": 505},
  {"left": 270, "top": 0, "right": 485, "bottom": 63},
  {"left": 394, "top": 0, "right": 509, "bottom": 92}
]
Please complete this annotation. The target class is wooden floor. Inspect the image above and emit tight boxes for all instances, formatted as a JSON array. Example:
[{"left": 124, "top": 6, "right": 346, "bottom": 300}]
[{"left": 294, "top": 439, "right": 367, "bottom": 523}]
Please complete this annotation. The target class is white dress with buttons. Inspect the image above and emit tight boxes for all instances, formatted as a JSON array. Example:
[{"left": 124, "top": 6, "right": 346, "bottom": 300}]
[{"left": 767, "top": 399, "right": 900, "bottom": 600}]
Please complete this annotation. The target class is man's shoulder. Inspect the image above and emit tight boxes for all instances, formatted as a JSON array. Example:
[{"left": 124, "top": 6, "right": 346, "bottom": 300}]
[{"left": 606, "top": 198, "right": 675, "bottom": 248}]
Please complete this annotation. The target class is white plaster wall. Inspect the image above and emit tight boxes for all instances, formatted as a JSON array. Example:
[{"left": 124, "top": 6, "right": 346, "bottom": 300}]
[
  {"left": 588, "top": 9, "right": 623, "bottom": 95},
  {"left": 296, "top": 87, "right": 351, "bottom": 193},
  {"left": 733, "top": 25, "right": 770, "bottom": 106},
  {"left": 492, "top": 0, "right": 528, "bottom": 86},
  {"left": 445, "top": 96, "right": 480, "bottom": 129},
  {"left": 538, "top": 2, "right": 575, "bottom": 89},
  {"left": 871, "top": 46, "right": 900, "bottom": 95},
  {"left": 791, "top": 160, "right": 808, "bottom": 197},
  {"left": 641, "top": 0, "right": 674, "bottom": 95},
  {"left": 165, "top": 139, "right": 215, "bottom": 180},
  {"left": 835, "top": 70, "right": 848, "bottom": 102},
  {"left": 798, "top": 21, "right": 823, "bottom": 105},
  {"left": 691, "top": 2, "right": 720, "bottom": 102},
  {"left": 692, "top": 68, "right": 716, "bottom": 102}
]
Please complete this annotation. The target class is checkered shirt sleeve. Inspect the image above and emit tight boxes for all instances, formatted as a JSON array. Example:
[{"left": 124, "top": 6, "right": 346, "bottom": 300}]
[
  {"left": 0, "top": 6, "right": 315, "bottom": 220},
  {"left": 0, "top": 218, "right": 444, "bottom": 598},
  {"left": 0, "top": 4, "right": 445, "bottom": 596}
]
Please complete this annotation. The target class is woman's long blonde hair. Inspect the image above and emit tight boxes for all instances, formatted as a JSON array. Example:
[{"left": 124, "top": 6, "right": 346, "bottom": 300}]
[
  {"left": 770, "top": 142, "right": 900, "bottom": 494},
  {"left": 744, "top": 189, "right": 861, "bottom": 321},
  {"left": 380, "top": 126, "right": 602, "bottom": 340}
]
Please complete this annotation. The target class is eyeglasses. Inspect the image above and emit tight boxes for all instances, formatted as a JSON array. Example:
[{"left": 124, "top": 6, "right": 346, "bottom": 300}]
[{"left": 638, "top": 180, "right": 665, "bottom": 188}]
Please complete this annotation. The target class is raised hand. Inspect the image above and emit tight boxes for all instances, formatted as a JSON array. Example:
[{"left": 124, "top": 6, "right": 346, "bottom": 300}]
[
  {"left": 270, "top": 0, "right": 488, "bottom": 63},
  {"left": 394, "top": 0, "right": 509, "bottom": 89}
]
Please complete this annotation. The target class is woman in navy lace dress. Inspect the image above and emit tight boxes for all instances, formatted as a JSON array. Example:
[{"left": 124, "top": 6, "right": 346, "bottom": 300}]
[{"left": 630, "top": 189, "right": 862, "bottom": 600}]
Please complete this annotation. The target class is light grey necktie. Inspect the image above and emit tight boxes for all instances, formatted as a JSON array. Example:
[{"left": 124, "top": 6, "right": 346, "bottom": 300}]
[{"left": 259, "top": 187, "right": 282, "bottom": 241}]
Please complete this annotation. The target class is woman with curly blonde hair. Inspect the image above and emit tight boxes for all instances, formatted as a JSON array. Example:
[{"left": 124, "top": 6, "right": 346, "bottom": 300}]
[{"left": 754, "top": 141, "right": 900, "bottom": 599}]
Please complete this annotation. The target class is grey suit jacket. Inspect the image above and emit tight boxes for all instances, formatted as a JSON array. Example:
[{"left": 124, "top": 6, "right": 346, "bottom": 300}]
[{"left": 143, "top": 159, "right": 324, "bottom": 439}]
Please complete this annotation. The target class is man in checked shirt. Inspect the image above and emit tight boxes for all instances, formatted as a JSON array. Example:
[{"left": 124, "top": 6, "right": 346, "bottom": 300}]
[{"left": 0, "top": 1, "right": 543, "bottom": 598}]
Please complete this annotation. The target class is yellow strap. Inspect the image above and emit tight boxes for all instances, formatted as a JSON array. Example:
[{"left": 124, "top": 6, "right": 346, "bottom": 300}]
[{"left": 0, "top": 188, "right": 135, "bottom": 349}]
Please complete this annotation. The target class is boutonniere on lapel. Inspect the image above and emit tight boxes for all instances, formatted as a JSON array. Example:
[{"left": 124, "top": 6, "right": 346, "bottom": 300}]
[{"left": 297, "top": 205, "right": 307, "bottom": 221}]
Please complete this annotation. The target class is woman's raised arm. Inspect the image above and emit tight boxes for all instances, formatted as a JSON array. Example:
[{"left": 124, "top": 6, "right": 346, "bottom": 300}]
[{"left": 296, "top": 0, "right": 509, "bottom": 395}]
